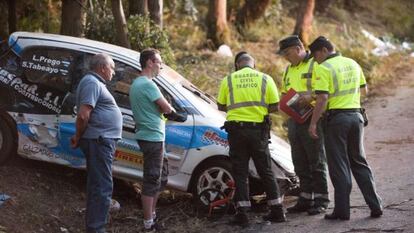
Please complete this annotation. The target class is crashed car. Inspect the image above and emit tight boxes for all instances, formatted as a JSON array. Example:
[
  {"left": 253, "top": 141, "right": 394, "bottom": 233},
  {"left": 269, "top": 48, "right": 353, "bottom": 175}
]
[{"left": 0, "top": 32, "right": 297, "bottom": 196}]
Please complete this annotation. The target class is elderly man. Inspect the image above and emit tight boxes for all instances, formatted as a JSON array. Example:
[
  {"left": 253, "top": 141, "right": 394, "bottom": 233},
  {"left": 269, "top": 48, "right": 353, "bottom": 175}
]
[
  {"left": 71, "top": 53, "right": 122, "bottom": 233},
  {"left": 276, "top": 35, "right": 329, "bottom": 215}
]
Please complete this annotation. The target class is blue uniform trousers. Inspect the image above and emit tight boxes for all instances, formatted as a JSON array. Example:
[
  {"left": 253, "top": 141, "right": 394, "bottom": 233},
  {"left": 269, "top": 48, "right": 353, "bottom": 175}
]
[{"left": 324, "top": 111, "right": 382, "bottom": 218}]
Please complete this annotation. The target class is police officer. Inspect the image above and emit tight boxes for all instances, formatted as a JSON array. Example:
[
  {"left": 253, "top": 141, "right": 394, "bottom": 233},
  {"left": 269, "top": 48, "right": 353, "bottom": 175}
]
[
  {"left": 308, "top": 36, "right": 383, "bottom": 220},
  {"left": 277, "top": 35, "right": 329, "bottom": 215},
  {"left": 217, "top": 52, "right": 286, "bottom": 227}
]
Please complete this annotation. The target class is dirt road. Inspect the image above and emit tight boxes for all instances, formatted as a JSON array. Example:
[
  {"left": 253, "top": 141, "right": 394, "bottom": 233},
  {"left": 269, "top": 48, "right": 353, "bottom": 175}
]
[
  {"left": 214, "top": 71, "right": 414, "bottom": 233},
  {"left": 1, "top": 72, "right": 413, "bottom": 233}
]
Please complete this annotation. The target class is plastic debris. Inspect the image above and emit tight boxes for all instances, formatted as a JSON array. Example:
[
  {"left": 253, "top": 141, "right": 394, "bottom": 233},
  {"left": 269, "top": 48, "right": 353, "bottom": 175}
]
[{"left": 361, "top": 28, "right": 413, "bottom": 57}]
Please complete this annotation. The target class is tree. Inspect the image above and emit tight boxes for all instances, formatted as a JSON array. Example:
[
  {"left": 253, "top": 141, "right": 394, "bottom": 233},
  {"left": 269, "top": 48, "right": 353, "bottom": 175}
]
[
  {"left": 129, "top": 0, "right": 163, "bottom": 28},
  {"left": 293, "top": 0, "right": 315, "bottom": 47},
  {"left": 7, "top": 0, "right": 16, "bottom": 34},
  {"left": 148, "top": 0, "right": 163, "bottom": 28},
  {"left": 129, "top": 0, "right": 147, "bottom": 16},
  {"left": 236, "top": 0, "right": 270, "bottom": 33},
  {"left": 206, "top": 0, "right": 230, "bottom": 49},
  {"left": 60, "top": 0, "right": 85, "bottom": 36},
  {"left": 111, "top": 0, "right": 131, "bottom": 48}
]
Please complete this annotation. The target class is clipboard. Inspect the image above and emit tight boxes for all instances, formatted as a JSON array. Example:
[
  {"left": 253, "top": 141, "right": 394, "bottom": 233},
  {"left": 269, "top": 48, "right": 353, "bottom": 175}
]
[{"left": 279, "top": 88, "right": 313, "bottom": 124}]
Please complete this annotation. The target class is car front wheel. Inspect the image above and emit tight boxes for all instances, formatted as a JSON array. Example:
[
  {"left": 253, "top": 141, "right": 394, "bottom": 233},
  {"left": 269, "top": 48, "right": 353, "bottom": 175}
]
[{"left": 192, "top": 159, "right": 234, "bottom": 196}]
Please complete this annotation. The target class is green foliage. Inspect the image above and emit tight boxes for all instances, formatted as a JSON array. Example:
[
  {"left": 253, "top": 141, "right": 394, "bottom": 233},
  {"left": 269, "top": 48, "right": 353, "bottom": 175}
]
[
  {"left": 84, "top": 6, "right": 116, "bottom": 45},
  {"left": 16, "top": 0, "right": 61, "bottom": 34},
  {"left": 128, "top": 15, "right": 175, "bottom": 67},
  {"left": 85, "top": 5, "right": 175, "bottom": 67}
]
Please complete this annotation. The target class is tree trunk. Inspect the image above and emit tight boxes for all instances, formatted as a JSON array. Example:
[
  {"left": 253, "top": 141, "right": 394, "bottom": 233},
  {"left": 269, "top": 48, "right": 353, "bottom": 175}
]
[
  {"left": 148, "top": 0, "right": 163, "bottom": 28},
  {"left": 6, "top": 0, "right": 16, "bottom": 34},
  {"left": 236, "top": 0, "right": 270, "bottom": 31},
  {"left": 293, "top": 0, "right": 315, "bottom": 47},
  {"left": 60, "top": 0, "right": 85, "bottom": 36},
  {"left": 129, "top": 0, "right": 148, "bottom": 16},
  {"left": 206, "top": 0, "right": 230, "bottom": 49},
  {"left": 111, "top": 0, "right": 131, "bottom": 48}
]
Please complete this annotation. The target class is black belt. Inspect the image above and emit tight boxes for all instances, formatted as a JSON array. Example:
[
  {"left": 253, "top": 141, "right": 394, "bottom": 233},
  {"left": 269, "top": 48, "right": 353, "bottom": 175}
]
[
  {"left": 227, "top": 121, "right": 264, "bottom": 127},
  {"left": 327, "top": 108, "right": 360, "bottom": 115}
]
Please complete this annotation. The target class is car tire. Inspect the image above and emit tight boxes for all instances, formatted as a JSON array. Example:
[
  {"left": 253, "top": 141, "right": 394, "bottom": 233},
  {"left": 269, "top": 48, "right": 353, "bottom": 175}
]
[
  {"left": 0, "top": 87, "right": 14, "bottom": 109},
  {"left": 191, "top": 159, "right": 234, "bottom": 197},
  {"left": 0, "top": 114, "right": 17, "bottom": 165}
]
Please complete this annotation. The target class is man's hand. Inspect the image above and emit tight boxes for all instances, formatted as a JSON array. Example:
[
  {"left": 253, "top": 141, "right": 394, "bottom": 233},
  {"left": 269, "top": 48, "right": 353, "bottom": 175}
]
[
  {"left": 70, "top": 135, "right": 79, "bottom": 148},
  {"left": 298, "top": 94, "right": 312, "bottom": 108},
  {"left": 308, "top": 122, "right": 318, "bottom": 139}
]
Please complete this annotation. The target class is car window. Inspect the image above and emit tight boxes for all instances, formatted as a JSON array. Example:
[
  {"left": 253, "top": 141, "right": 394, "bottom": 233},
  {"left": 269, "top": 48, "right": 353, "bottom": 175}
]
[
  {"left": 21, "top": 47, "right": 78, "bottom": 92},
  {"left": 107, "top": 61, "right": 140, "bottom": 109}
]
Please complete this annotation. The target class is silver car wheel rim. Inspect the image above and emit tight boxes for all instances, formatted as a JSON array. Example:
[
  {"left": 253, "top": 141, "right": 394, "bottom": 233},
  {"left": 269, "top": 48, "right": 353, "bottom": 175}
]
[{"left": 197, "top": 166, "right": 233, "bottom": 194}]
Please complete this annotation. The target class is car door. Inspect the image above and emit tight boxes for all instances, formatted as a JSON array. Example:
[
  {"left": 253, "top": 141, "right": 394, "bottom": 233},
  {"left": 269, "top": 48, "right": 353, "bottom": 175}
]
[{"left": 17, "top": 46, "right": 83, "bottom": 166}]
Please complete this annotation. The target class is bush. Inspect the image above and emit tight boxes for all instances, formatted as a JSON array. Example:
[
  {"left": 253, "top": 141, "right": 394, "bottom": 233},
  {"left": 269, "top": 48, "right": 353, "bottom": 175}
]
[{"left": 128, "top": 15, "right": 175, "bottom": 67}]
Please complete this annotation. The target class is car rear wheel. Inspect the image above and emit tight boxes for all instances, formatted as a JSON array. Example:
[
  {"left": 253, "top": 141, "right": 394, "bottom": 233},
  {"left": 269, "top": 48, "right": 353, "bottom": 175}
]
[
  {"left": 192, "top": 159, "right": 234, "bottom": 196},
  {"left": 0, "top": 115, "right": 17, "bottom": 165}
]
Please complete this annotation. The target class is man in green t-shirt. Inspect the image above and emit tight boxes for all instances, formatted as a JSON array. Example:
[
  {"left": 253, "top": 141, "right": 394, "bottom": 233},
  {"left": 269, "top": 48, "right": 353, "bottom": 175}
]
[{"left": 129, "top": 48, "right": 174, "bottom": 231}]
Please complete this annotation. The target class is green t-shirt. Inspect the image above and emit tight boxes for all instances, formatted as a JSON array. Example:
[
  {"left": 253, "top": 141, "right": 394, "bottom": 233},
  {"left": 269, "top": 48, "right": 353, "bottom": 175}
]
[
  {"left": 129, "top": 76, "right": 165, "bottom": 142},
  {"left": 217, "top": 67, "right": 279, "bottom": 122},
  {"left": 313, "top": 54, "right": 366, "bottom": 109}
]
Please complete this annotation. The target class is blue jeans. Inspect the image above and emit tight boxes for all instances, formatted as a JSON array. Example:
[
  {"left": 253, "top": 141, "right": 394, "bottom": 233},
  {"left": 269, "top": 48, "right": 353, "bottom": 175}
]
[{"left": 80, "top": 138, "right": 116, "bottom": 233}]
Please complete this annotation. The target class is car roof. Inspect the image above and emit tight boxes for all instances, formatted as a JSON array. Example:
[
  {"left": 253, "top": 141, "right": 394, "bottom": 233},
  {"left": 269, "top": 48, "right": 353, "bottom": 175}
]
[
  {"left": 9, "top": 31, "right": 142, "bottom": 69},
  {"left": 8, "top": 31, "right": 194, "bottom": 86}
]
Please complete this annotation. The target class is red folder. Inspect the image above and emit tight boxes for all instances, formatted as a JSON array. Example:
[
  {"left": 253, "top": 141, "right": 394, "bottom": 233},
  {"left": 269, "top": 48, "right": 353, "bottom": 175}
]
[{"left": 279, "top": 88, "right": 313, "bottom": 124}]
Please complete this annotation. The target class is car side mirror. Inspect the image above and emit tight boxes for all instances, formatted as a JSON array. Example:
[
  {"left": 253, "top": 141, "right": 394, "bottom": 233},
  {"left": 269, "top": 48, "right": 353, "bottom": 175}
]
[{"left": 164, "top": 111, "right": 187, "bottom": 122}]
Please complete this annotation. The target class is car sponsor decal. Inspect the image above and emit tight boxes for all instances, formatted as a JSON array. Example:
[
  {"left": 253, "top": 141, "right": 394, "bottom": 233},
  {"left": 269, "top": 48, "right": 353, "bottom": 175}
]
[
  {"left": 114, "top": 149, "right": 143, "bottom": 166},
  {"left": 192, "top": 126, "right": 229, "bottom": 149},
  {"left": 22, "top": 54, "right": 70, "bottom": 76},
  {"left": 114, "top": 140, "right": 143, "bottom": 166},
  {"left": 0, "top": 67, "right": 62, "bottom": 113}
]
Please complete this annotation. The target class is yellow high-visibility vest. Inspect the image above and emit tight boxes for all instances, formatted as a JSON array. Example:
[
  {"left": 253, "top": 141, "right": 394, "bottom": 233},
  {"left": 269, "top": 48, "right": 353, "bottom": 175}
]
[
  {"left": 217, "top": 67, "right": 279, "bottom": 122},
  {"left": 313, "top": 54, "right": 366, "bottom": 109},
  {"left": 281, "top": 57, "right": 316, "bottom": 95}
]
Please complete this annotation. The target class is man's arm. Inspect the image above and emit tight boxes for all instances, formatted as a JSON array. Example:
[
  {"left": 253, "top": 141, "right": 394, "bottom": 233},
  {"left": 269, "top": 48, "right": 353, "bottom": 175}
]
[
  {"left": 360, "top": 85, "right": 368, "bottom": 98},
  {"left": 71, "top": 104, "right": 93, "bottom": 148},
  {"left": 308, "top": 93, "right": 328, "bottom": 139},
  {"left": 217, "top": 103, "right": 227, "bottom": 112},
  {"left": 155, "top": 97, "right": 174, "bottom": 114}
]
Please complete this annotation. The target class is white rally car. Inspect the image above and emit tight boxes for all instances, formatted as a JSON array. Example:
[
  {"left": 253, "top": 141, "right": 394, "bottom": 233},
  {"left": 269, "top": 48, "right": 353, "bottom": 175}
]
[{"left": 0, "top": 32, "right": 297, "bottom": 196}]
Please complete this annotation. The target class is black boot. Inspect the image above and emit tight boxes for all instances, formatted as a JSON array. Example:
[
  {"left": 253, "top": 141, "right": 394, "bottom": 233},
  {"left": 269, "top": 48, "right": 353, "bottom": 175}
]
[
  {"left": 230, "top": 209, "right": 249, "bottom": 228},
  {"left": 307, "top": 198, "right": 329, "bottom": 215},
  {"left": 287, "top": 199, "right": 313, "bottom": 213},
  {"left": 263, "top": 205, "right": 287, "bottom": 223}
]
